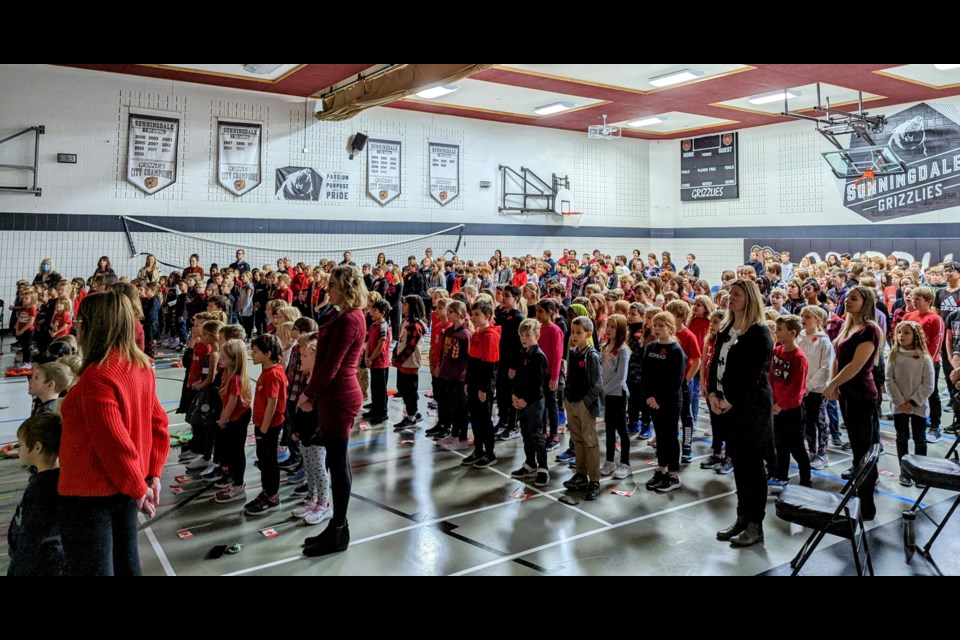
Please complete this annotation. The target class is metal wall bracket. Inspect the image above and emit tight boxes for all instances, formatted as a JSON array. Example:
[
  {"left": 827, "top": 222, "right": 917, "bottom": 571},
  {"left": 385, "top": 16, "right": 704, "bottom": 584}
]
[{"left": 0, "top": 125, "right": 44, "bottom": 196}]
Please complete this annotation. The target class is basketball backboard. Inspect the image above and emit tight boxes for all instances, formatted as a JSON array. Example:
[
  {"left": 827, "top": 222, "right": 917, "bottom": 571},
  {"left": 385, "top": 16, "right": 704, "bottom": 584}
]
[{"left": 821, "top": 145, "right": 906, "bottom": 179}]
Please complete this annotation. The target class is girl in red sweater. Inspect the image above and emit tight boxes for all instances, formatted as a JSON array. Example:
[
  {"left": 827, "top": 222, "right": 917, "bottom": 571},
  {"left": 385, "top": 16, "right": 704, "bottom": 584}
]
[
  {"left": 49, "top": 296, "right": 74, "bottom": 340},
  {"left": 213, "top": 339, "right": 253, "bottom": 504},
  {"left": 59, "top": 290, "right": 168, "bottom": 575}
]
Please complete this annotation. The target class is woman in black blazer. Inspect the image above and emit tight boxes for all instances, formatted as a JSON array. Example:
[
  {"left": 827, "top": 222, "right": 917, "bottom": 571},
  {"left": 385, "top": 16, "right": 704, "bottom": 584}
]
[{"left": 708, "top": 279, "right": 773, "bottom": 548}]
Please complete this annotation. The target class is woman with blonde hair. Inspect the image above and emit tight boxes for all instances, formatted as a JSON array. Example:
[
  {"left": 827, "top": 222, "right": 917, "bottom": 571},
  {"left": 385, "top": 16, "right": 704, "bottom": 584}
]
[
  {"left": 58, "top": 290, "right": 168, "bottom": 575},
  {"left": 137, "top": 254, "right": 161, "bottom": 282},
  {"left": 708, "top": 279, "right": 773, "bottom": 548},
  {"left": 33, "top": 257, "right": 60, "bottom": 286},
  {"left": 298, "top": 265, "right": 367, "bottom": 557},
  {"left": 824, "top": 285, "right": 883, "bottom": 519}
]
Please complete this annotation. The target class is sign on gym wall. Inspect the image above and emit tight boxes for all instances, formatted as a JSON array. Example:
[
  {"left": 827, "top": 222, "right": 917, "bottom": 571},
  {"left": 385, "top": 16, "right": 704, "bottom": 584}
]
[
  {"left": 429, "top": 141, "right": 459, "bottom": 205},
  {"left": 842, "top": 102, "right": 960, "bottom": 221},
  {"left": 127, "top": 112, "right": 180, "bottom": 195},
  {"left": 217, "top": 120, "right": 262, "bottom": 197},
  {"left": 367, "top": 138, "right": 402, "bottom": 205},
  {"left": 745, "top": 239, "right": 956, "bottom": 271}
]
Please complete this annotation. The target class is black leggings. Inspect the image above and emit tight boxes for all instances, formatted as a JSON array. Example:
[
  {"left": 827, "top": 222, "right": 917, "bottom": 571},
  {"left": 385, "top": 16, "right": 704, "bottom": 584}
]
[
  {"left": 218, "top": 409, "right": 251, "bottom": 486},
  {"left": 627, "top": 381, "right": 649, "bottom": 425},
  {"left": 651, "top": 400, "right": 680, "bottom": 472},
  {"left": 240, "top": 315, "right": 254, "bottom": 340},
  {"left": 894, "top": 413, "right": 927, "bottom": 461},
  {"left": 255, "top": 426, "right": 281, "bottom": 497},
  {"left": 321, "top": 434, "right": 352, "bottom": 527},
  {"left": 468, "top": 391, "right": 495, "bottom": 457},
  {"left": 17, "top": 330, "right": 33, "bottom": 364},
  {"left": 604, "top": 394, "right": 629, "bottom": 464},
  {"left": 396, "top": 371, "right": 419, "bottom": 416},
  {"left": 60, "top": 494, "right": 140, "bottom": 576},
  {"left": 839, "top": 396, "right": 879, "bottom": 519}
]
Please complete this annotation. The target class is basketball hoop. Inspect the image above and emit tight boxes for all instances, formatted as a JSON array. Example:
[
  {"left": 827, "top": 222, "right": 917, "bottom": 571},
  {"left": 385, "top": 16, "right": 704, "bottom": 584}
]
[
  {"left": 853, "top": 169, "right": 876, "bottom": 190},
  {"left": 561, "top": 211, "right": 583, "bottom": 229}
]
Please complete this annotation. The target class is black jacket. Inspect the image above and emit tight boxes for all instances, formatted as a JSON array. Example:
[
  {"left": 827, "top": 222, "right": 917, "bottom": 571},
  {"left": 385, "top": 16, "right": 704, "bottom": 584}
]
[
  {"left": 707, "top": 322, "right": 774, "bottom": 424},
  {"left": 7, "top": 469, "right": 63, "bottom": 576},
  {"left": 513, "top": 345, "right": 547, "bottom": 403}
]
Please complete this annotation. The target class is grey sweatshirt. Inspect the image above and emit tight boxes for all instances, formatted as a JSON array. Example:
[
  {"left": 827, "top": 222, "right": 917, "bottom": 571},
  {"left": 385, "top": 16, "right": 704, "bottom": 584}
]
[
  {"left": 601, "top": 344, "right": 630, "bottom": 397},
  {"left": 886, "top": 348, "right": 935, "bottom": 417}
]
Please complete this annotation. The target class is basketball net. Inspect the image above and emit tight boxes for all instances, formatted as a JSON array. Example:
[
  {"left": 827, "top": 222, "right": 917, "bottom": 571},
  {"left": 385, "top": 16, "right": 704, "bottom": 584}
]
[{"left": 853, "top": 169, "right": 876, "bottom": 190}]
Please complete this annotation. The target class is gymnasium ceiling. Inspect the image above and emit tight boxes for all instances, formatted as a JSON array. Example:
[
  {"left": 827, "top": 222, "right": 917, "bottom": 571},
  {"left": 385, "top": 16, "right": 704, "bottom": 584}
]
[{"left": 59, "top": 64, "right": 960, "bottom": 140}]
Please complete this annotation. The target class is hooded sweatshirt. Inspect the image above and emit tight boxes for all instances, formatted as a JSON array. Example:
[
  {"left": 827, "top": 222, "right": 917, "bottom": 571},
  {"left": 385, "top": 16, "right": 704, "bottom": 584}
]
[
  {"left": 798, "top": 330, "right": 834, "bottom": 394},
  {"left": 467, "top": 324, "right": 501, "bottom": 394}
]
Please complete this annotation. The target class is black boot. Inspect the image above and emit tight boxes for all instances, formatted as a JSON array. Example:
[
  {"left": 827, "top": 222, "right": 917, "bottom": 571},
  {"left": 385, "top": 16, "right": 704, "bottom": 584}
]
[
  {"left": 730, "top": 521, "right": 764, "bottom": 548},
  {"left": 716, "top": 516, "right": 748, "bottom": 541},
  {"left": 303, "top": 521, "right": 350, "bottom": 557}
]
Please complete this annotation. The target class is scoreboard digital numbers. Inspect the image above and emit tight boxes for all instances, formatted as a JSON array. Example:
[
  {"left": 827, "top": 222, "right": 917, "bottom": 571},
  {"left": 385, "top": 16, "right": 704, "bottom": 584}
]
[{"left": 680, "top": 132, "right": 739, "bottom": 201}]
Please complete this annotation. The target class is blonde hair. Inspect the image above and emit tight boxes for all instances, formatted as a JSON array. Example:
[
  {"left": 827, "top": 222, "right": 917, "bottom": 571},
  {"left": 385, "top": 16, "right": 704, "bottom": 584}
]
[
  {"left": 614, "top": 300, "right": 630, "bottom": 316},
  {"left": 110, "top": 282, "right": 144, "bottom": 321},
  {"left": 693, "top": 295, "right": 716, "bottom": 317},
  {"left": 219, "top": 339, "right": 252, "bottom": 406},
  {"left": 330, "top": 265, "right": 368, "bottom": 311},
  {"left": 665, "top": 299, "right": 691, "bottom": 326},
  {"left": 77, "top": 291, "right": 151, "bottom": 373},
  {"left": 275, "top": 306, "right": 302, "bottom": 324},
  {"left": 35, "top": 362, "right": 73, "bottom": 393},
  {"left": 800, "top": 305, "right": 827, "bottom": 327},
  {"left": 722, "top": 279, "right": 765, "bottom": 332},
  {"left": 519, "top": 318, "right": 541, "bottom": 336},
  {"left": 57, "top": 354, "right": 82, "bottom": 380},
  {"left": 912, "top": 286, "right": 937, "bottom": 305},
  {"left": 446, "top": 299, "right": 467, "bottom": 319},
  {"left": 651, "top": 311, "right": 676, "bottom": 334},
  {"left": 891, "top": 320, "right": 930, "bottom": 362}
]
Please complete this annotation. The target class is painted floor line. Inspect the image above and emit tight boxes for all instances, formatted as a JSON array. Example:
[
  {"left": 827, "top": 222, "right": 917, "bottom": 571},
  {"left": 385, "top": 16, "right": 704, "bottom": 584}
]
[{"left": 140, "top": 515, "right": 177, "bottom": 577}]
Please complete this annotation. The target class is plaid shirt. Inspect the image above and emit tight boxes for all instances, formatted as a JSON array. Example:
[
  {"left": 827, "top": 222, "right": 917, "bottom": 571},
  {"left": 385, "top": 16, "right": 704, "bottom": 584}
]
[{"left": 286, "top": 346, "right": 306, "bottom": 403}]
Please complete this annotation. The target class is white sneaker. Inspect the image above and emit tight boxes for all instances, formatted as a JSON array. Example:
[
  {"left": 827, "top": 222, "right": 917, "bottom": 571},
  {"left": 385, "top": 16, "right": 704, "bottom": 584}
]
[
  {"left": 304, "top": 504, "right": 332, "bottom": 526},
  {"left": 186, "top": 457, "right": 212, "bottom": 471},
  {"left": 214, "top": 484, "right": 247, "bottom": 504},
  {"left": 613, "top": 463, "right": 632, "bottom": 479},
  {"left": 292, "top": 498, "right": 318, "bottom": 518},
  {"left": 600, "top": 460, "right": 617, "bottom": 476}
]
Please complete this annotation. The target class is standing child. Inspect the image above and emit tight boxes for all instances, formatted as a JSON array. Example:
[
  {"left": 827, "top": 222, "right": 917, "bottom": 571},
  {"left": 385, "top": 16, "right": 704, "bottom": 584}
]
[
  {"left": 601, "top": 314, "right": 631, "bottom": 479},
  {"left": 641, "top": 312, "right": 686, "bottom": 493},
  {"left": 799, "top": 306, "right": 835, "bottom": 470},
  {"left": 246, "top": 334, "right": 288, "bottom": 515},
  {"left": 290, "top": 335, "right": 333, "bottom": 526},
  {"left": 886, "top": 321, "right": 935, "bottom": 487},
  {"left": 903, "top": 287, "right": 946, "bottom": 443},
  {"left": 463, "top": 300, "right": 501, "bottom": 467},
  {"left": 392, "top": 296, "right": 428, "bottom": 430},
  {"left": 184, "top": 320, "right": 223, "bottom": 476},
  {"left": 437, "top": 300, "right": 471, "bottom": 443},
  {"left": 494, "top": 286, "right": 525, "bottom": 441},
  {"left": 536, "top": 300, "right": 564, "bottom": 451},
  {"left": 362, "top": 300, "right": 392, "bottom": 424},
  {"left": 626, "top": 303, "right": 649, "bottom": 437},
  {"left": 510, "top": 319, "right": 549, "bottom": 486},
  {"left": 700, "top": 311, "right": 732, "bottom": 473},
  {"left": 666, "top": 300, "right": 703, "bottom": 463},
  {"left": 15, "top": 290, "right": 38, "bottom": 367},
  {"left": 28, "top": 362, "right": 72, "bottom": 415},
  {"left": 768, "top": 315, "right": 811, "bottom": 492},
  {"left": 425, "top": 295, "right": 453, "bottom": 438},
  {"left": 7, "top": 413, "right": 63, "bottom": 576},
  {"left": 562, "top": 316, "right": 603, "bottom": 500},
  {"left": 213, "top": 339, "right": 253, "bottom": 503}
]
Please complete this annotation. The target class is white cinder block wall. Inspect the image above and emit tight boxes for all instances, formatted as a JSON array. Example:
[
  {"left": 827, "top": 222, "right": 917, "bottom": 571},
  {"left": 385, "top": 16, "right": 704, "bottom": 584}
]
[{"left": 2, "top": 64, "right": 960, "bottom": 310}]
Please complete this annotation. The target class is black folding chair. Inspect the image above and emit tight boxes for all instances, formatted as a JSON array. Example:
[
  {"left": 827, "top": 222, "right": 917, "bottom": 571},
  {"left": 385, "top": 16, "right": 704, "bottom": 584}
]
[
  {"left": 901, "top": 437, "right": 960, "bottom": 575},
  {"left": 775, "top": 443, "right": 880, "bottom": 576}
]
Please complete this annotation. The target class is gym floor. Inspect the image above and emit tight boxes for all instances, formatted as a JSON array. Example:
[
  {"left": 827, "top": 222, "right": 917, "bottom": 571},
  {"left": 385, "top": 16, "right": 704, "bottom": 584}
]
[{"left": 0, "top": 346, "right": 957, "bottom": 576}]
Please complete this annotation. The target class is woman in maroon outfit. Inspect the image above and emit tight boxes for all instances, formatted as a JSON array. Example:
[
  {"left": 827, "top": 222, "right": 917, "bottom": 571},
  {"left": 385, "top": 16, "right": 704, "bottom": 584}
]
[{"left": 299, "top": 265, "right": 367, "bottom": 557}]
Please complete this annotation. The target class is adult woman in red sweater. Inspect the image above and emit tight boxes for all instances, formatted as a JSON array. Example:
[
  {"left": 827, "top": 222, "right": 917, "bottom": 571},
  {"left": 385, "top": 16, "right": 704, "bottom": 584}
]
[
  {"left": 299, "top": 265, "right": 367, "bottom": 557},
  {"left": 58, "top": 290, "right": 168, "bottom": 575}
]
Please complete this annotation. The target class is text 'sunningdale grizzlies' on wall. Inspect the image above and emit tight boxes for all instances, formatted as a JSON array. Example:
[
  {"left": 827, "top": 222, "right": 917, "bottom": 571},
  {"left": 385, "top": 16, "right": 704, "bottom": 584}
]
[{"left": 842, "top": 102, "right": 960, "bottom": 221}]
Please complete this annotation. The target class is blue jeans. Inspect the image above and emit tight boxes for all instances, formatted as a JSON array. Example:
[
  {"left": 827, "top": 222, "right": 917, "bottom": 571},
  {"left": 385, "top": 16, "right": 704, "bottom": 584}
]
[
  {"left": 826, "top": 399, "right": 841, "bottom": 440},
  {"left": 689, "top": 377, "right": 702, "bottom": 423},
  {"left": 59, "top": 494, "right": 141, "bottom": 576}
]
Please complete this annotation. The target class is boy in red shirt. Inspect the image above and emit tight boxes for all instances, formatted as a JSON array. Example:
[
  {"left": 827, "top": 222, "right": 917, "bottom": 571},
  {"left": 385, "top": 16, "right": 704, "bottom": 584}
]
[
  {"left": 665, "top": 301, "right": 702, "bottom": 463},
  {"left": 463, "top": 301, "right": 501, "bottom": 468},
  {"left": 362, "top": 300, "right": 392, "bottom": 424},
  {"left": 903, "top": 286, "right": 946, "bottom": 442},
  {"left": 246, "top": 334, "right": 288, "bottom": 516},
  {"left": 769, "top": 315, "right": 810, "bottom": 492},
  {"left": 274, "top": 273, "right": 294, "bottom": 305}
]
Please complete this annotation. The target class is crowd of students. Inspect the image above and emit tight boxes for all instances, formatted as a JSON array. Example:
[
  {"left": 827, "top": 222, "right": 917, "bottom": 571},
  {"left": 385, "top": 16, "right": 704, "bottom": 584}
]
[{"left": 7, "top": 244, "right": 960, "bottom": 575}]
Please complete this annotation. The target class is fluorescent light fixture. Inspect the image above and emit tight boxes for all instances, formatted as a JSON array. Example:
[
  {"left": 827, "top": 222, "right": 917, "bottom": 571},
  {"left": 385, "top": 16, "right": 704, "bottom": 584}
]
[
  {"left": 934, "top": 64, "right": 960, "bottom": 70},
  {"left": 534, "top": 102, "right": 574, "bottom": 116},
  {"left": 747, "top": 90, "right": 799, "bottom": 105},
  {"left": 242, "top": 64, "right": 284, "bottom": 75},
  {"left": 648, "top": 69, "right": 704, "bottom": 88},
  {"left": 627, "top": 116, "right": 666, "bottom": 127},
  {"left": 415, "top": 85, "right": 459, "bottom": 99}
]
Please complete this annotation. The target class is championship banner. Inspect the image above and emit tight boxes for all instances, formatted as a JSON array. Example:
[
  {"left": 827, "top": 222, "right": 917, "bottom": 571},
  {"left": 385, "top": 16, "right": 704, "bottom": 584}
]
[
  {"left": 429, "top": 141, "right": 459, "bottom": 205},
  {"left": 367, "top": 138, "right": 401, "bottom": 205},
  {"left": 127, "top": 113, "right": 180, "bottom": 195},
  {"left": 218, "top": 120, "right": 262, "bottom": 196}
]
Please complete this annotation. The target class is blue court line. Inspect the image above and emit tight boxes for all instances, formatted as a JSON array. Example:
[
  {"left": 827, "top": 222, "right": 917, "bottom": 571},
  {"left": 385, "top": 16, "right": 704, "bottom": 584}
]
[
  {"left": 879, "top": 419, "right": 957, "bottom": 442},
  {"left": 789, "top": 463, "right": 926, "bottom": 508},
  {"left": 349, "top": 437, "right": 385, "bottom": 448}
]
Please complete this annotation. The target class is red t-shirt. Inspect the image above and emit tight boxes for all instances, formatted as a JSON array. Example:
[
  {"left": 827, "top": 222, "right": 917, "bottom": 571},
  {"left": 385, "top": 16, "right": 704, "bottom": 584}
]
[
  {"left": 16, "top": 306, "right": 37, "bottom": 333},
  {"left": 367, "top": 320, "right": 391, "bottom": 369},
  {"left": 51, "top": 311, "right": 73, "bottom": 338},
  {"left": 219, "top": 373, "right": 251, "bottom": 422},
  {"left": 771, "top": 344, "right": 808, "bottom": 410},
  {"left": 273, "top": 287, "right": 294, "bottom": 304},
  {"left": 431, "top": 314, "right": 452, "bottom": 370},
  {"left": 903, "top": 310, "right": 945, "bottom": 363},
  {"left": 675, "top": 327, "right": 702, "bottom": 379},
  {"left": 74, "top": 289, "right": 87, "bottom": 316},
  {"left": 688, "top": 317, "right": 710, "bottom": 351},
  {"left": 254, "top": 364, "right": 287, "bottom": 428},
  {"left": 188, "top": 342, "right": 211, "bottom": 386}
]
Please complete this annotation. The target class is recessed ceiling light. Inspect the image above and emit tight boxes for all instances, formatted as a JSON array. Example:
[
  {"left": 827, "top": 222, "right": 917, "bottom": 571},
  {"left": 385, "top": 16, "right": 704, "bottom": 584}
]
[
  {"left": 242, "top": 64, "right": 284, "bottom": 75},
  {"left": 415, "top": 85, "right": 459, "bottom": 99},
  {"left": 534, "top": 102, "right": 575, "bottom": 116},
  {"left": 934, "top": 64, "right": 960, "bottom": 71},
  {"left": 648, "top": 69, "right": 704, "bottom": 88},
  {"left": 748, "top": 90, "right": 800, "bottom": 105},
  {"left": 627, "top": 116, "right": 666, "bottom": 127}
]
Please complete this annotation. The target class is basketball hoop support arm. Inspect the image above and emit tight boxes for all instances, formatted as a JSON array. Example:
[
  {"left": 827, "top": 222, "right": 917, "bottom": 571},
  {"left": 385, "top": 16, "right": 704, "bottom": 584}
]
[{"left": 780, "top": 83, "right": 888, "bottom": 149}]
